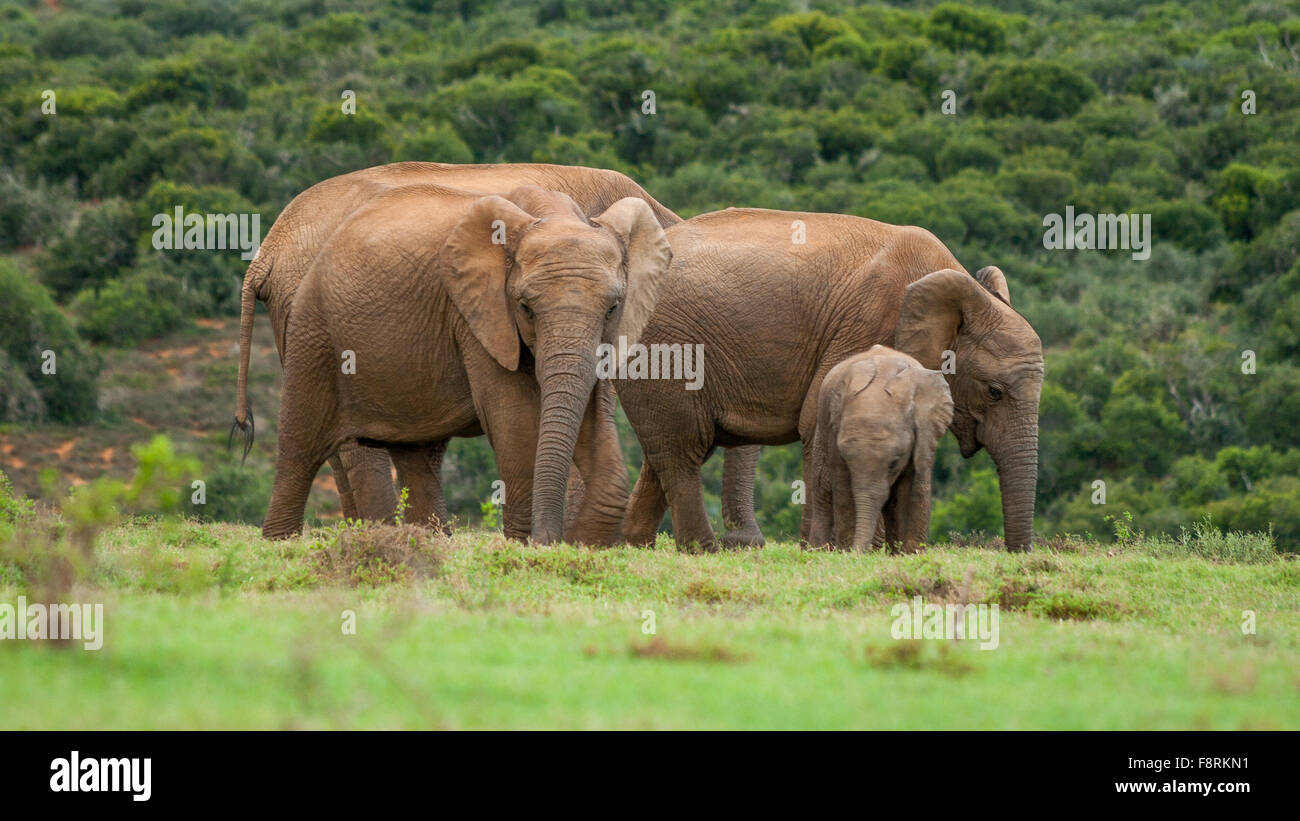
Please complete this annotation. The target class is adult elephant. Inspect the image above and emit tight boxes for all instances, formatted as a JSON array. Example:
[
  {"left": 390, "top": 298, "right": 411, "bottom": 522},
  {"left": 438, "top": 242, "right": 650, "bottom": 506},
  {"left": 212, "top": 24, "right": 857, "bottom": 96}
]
[
  {"left": 616, "top": 208, "right": 1044, "bottom": 552},
  {"left": 232, "top": 161, "right": 719, "bottom": 529},
  {"left": 260, "top": 183, "right": 673, "bottom": 542}
]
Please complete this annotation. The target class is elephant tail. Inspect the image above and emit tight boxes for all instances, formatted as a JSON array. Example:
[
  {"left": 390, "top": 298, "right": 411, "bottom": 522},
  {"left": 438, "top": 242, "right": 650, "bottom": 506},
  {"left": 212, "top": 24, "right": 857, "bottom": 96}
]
[{"left": 231, "top": 253, "right": 269, "bottom": 463}]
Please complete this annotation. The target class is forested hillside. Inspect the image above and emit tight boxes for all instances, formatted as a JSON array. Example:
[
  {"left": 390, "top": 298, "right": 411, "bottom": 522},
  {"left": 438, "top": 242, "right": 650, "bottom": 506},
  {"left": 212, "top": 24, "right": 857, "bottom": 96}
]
[{"left": 2, "top": 0, "right": 1298, "bottom": 547}]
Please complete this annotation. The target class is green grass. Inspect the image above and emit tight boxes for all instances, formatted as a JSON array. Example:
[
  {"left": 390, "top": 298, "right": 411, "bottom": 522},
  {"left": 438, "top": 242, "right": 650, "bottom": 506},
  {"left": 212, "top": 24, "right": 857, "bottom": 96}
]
[{"left": 1, "top": 520, "right": 1297, "bottom": 729}]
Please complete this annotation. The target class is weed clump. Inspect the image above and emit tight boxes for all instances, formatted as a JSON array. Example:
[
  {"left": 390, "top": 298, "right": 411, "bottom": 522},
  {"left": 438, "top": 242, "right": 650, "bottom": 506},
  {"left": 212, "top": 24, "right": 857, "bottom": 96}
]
[
  {"left": 310, "top": 522, "right": 445, "bottom": 587},
  {"left": 876, "top": 554, "right": 955, "bottom": 599},
  {"left": 863, "top": 641, "right": 974, "bottom": 677},
  {"left": 524, "top": 548, "right": 608, "bottom": 586},
  {"left": 682, "top": 578, "right": 757, "bottom": 604},
  {"left": 628, "top": 636, "right": 748, "bottom": 663}
]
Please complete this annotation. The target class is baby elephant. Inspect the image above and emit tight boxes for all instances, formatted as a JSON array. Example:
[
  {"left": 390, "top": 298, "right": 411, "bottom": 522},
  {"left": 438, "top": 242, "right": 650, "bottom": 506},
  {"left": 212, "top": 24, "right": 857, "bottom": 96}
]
[{"left": 808, "top": 346, "right": 953, "bottom": 553}]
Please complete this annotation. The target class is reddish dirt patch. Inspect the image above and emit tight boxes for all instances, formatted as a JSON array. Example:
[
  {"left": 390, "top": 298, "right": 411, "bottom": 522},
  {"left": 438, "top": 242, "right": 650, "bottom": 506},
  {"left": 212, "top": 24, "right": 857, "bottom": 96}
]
[
  {"left": 155, "top": 345, "right": 202, "bottom": 360},
  {"left": 99, "top": 447, "right": 114, "bottom": 466},
  {"left": 195, "top": 318, "right": 226, "bottom": 330},
  {"left": 52, "top": 440, "right": 77, "bottom": 459}
]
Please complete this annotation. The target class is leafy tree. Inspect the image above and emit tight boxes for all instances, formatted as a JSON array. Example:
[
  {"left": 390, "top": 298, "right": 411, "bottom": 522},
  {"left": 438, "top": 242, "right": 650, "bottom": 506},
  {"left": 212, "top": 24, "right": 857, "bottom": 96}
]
[
  {"left": 0, "top": 260, "right": 99, "bottom": 423},
  {"left": 977, "top": 60, "right": 1099, "bottom": 121}
]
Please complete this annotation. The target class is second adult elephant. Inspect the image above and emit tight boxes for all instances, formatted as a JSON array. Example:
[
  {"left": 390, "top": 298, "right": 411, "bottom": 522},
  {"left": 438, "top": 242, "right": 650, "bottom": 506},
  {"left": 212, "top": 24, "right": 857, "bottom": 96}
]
[
  {"left": 616, "top": 208, "right": 1044, "bottom": 552},
  {"left": 262, "top": 184, "right": 672, "bottom": 542}
]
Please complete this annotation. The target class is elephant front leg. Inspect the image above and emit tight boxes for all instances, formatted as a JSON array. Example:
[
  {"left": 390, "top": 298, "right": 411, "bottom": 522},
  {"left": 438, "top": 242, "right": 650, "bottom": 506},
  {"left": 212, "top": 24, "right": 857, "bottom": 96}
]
[
  {"left": 467, "top": 369, "right": 540, "bottom": 543},
  {"left": 721, "top": 445, "right": 765, "bottom": 548},
  {"left": 566, "top": 381, "right": 629, "bottom": 546},
  {"left": 806, "top": 434, "right": 834, "bottom": 549},
  {"left": 562, "top": 464, "right": 586, "bottom": 542},
  {"left": 624, "top": 459, "right": 668, "bottom": 546},
  {"left": 893, "top": 463, "right": 931, "bottom": 554},
  {"left": 831, "top": 457, "right": 857, "bottom": 551}
]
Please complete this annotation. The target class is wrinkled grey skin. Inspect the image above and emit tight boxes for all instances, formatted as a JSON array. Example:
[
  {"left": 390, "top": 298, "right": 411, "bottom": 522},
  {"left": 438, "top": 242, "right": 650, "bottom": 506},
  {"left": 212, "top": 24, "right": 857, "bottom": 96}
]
[
  {"left": 235, "top": 161, "right": 761, "bottom": 538},
  {"left": 808, "top": 346, "right": 953, "bottom": 553},
  {"left": 618, "top": 208, "right": 1044, "bottom": 552}
]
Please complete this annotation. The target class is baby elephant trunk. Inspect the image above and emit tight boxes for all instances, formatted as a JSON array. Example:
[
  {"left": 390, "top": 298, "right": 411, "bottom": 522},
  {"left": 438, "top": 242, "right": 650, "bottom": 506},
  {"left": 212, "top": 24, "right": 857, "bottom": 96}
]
[{"left": 849, "top": 468, "right": 889, "bottom": 553}]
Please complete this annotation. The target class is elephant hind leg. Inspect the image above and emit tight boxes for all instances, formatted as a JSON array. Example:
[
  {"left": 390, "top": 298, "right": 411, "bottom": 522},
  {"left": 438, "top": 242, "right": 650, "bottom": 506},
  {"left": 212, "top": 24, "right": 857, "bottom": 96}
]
[
  {"left": 264, "top": 333, "right": 341, "bottom": 540},
  {"left": 263, "top": 450, "right": 328, "bottom": 540},
  {"left": 654, "top": 453, "right": 716, "bottom": 553},
  {"left": 623, "top": 459, "right": 668, "bottom": 547},
  {"left": 343, "top": 442, "right": 399, "bottom": 523},
  {"left": 721, "top": 445, "right": 765, "bottom": 548},
  {"left": 389, "top": 441, "right": 450, "bottom": 534}
]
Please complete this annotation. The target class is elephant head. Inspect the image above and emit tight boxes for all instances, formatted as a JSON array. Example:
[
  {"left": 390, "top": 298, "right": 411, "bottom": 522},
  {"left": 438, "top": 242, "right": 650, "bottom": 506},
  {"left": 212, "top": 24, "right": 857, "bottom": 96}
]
[
  {"left": 830, "top": 349, "right": 953, "bottom": 552},
  {"left": 438, "top": 186, "right": 672, "bottom": 543},
  {"left": 894, "top": 267, "right": 1044, "bottom": 551}
]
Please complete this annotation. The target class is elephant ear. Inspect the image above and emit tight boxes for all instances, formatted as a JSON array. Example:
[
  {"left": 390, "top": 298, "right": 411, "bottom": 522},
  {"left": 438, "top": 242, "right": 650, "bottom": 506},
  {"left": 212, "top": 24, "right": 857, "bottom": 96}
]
[
  {"left": 439, "top": 195, "right": 537, "bottom": 371},
  {"left": 847, "top": 358, "right": 878, "bottom": 397},
  {"left": 592, "top": 197, "right": 673, "bottom": 347},
  {"left": 975, "top": 265, "right": 1011, "bottom": 305},
  {"left": 912, "top": 369, "right": 954, "bottom": 468},
  {"left": 894, "top": 268, "right": 1000, "bottom": 370}
]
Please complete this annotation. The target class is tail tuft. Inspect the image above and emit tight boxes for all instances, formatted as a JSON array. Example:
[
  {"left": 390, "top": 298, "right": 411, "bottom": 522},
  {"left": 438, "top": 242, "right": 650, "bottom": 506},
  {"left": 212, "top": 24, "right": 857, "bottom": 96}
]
[{"left": 228, "top": 407, "right": 255, "bottom": 465}]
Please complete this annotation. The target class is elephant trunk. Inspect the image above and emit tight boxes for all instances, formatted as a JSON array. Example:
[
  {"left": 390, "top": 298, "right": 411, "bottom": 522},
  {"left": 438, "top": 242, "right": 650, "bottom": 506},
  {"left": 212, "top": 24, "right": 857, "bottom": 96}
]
[
  {"left": 989, "top": 421, "right": 1039, "bottom": 552},
  {"left": 530, "top": 313, "right": 602, "bottom": 544},
  {"left": 849, "top": 470, "right": 887, "bottom": 553}
]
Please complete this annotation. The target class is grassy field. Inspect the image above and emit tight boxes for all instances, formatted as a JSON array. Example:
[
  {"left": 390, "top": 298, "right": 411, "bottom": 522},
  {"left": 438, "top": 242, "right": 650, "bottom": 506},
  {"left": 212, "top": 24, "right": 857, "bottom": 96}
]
[{"left": 1, "top": 517, "right": 1296, "bottom": 730}]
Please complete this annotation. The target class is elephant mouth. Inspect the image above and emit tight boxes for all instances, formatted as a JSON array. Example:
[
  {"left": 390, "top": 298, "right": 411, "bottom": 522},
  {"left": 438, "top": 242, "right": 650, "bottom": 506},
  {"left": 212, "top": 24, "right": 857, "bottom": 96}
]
[{"left": 952, "top": 410, "right": 981, "bottom": 457}]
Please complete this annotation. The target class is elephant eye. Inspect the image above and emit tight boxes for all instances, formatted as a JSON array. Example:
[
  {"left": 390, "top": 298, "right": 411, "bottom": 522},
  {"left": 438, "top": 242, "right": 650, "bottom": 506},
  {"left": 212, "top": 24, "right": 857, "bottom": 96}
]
[
  {"left": 519, "top": 302, "right": 534, "bottom": 319},
  {"left": 988, "top": 385, "right": 1003, "bottom": 401},
  {"left": 606, "top": 302, "right": 619, "bottom": 319}
]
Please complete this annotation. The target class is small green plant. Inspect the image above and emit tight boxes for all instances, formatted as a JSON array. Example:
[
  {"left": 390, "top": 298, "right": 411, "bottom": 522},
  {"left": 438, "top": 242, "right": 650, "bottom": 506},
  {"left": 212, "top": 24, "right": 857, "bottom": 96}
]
[
  {"left": 394, "top": 486, "right": 410, "bottom": 526},
  {"left": 480, "top": 498, "right": 501, "bottom": 530},
  {"left": 0, "top": 469, "right": 34, "bottom": 522},
  {"left": 1104, "top": 510, "right": 1140, "bottom": 545}
]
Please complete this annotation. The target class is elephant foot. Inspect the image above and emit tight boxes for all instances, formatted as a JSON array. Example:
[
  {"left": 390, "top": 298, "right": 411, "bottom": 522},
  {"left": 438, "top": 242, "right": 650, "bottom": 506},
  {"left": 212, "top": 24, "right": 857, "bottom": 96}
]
[
  {"left": 528, "top": 525, "right": 564, "bottom": 545},
  {"left": 565, "top": 530, "right": 622, "bottom": 549},
  {"left": 261, "top": 522, "right": 303, "bottom": 541},
  {"left": 676, "top": 535, "right": 719, "bottom": 554},
  {"left": 720, "top": 527, "right": 766, "bottom": 549},
  {"left": 621, "top": 522, "right": 659, "bottom": 547}
]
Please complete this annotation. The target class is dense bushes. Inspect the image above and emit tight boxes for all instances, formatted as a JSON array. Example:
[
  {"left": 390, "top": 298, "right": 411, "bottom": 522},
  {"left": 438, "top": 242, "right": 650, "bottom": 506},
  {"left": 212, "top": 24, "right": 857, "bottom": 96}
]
[{"left": 0, "top": 260, "right": 99, "bottom": 423}]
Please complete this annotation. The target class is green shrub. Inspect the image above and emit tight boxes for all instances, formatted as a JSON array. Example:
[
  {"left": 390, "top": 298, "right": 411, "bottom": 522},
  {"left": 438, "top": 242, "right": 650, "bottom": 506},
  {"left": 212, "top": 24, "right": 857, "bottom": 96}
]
[
  {"left": 74, "top": 270, "right": 186, "bottom": 346},
  {"left": 37, "top": 200, "right": 138, "bottom": 299},
  {"left": 196, "top": 464, "right": 273, "bottom": 525},
  {"left": 924, "top": 3, "right": 1008, "bottom": 53},
  {"left": 0, "top": 260, "right": 99, "bottom": 423},
  {"left": 977, "top": 60, "right": 1098, "bottom": 120},
  {"left": 0, "top": 469, "right": 33, "bottom": 522}
]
